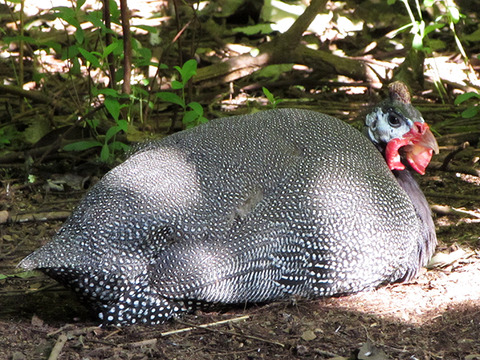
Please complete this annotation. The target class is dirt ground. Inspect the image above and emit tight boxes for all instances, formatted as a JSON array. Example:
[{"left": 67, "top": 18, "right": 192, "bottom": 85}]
[
  {"left": 1, "top": 0, "right": 480, "bottom": 358},
  {"left": 1, "top": 136, "right": 480, "bottom": 360}
]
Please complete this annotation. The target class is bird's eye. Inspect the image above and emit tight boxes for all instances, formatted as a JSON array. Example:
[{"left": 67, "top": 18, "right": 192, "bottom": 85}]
[{"left": 387, "top": 113, "right": 402, "bottom": 128}]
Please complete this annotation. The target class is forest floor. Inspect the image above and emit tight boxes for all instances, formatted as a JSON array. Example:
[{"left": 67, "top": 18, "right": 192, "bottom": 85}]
[
  {"left": 1, "top": 0, "right": 480, "bottom": 359},
  {"left": 1, "top": 116, "right": 479, "bottom": 360}
]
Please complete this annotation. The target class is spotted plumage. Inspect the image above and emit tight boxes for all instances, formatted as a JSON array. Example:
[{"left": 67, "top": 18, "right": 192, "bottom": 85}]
[{"left": 20, "top": 85, "right": 437, "bottom": 326}]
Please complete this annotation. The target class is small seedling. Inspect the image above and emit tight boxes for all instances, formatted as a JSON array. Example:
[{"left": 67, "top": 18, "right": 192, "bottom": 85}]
[{"left": 156, "top": 59, "right": 208, "bottom": 128}]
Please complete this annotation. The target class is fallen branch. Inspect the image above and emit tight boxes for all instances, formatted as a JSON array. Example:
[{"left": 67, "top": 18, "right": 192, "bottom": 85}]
[
  {"left": 2, "top": 211, "right": 71, "bottom": 224},
  {"left": 425, "top": 192, "right": 480, "bottom": 202},
  {"left": 428, "top": 162, "right": 480, "bottom": 177},
  {"left": 440, "top": 142, "right": 470, "bottom": 170},
  {"left": 166, "top": 320, "right": 285, "bottom": 348},
  {"left": 47, "top": 334, "right": 68, "bottom": 360},
  {"left": 431, "top": 205, "right": 480, "bottom": 218},
  {"left": 193, "top": 0, "right": 375, "bottom": 86}
]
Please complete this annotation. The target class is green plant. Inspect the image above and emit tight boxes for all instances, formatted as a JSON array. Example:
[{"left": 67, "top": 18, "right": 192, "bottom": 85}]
[
  {"left": 388, "top": 0, "right": 473, "bottom": 100},
  {"left": 388, "top": 0, "right": 464, "bottom": 54},
  {"left": 42, "top": 2, "right": 161, "bottom": 161},
  {"left": 0, "top": 271, "right": 38, "bottom": 280},
  {"left": 454, "top": 91, "right": 480, "bottom": 118},
  {"left": 63, "top": 117, "right": 130, "bottom": 163},
  {"left": 262, "top": 87, "right": 284, "bottom": 109},
  {"left": 156, "top": 59, "right": 208, "bottom": 128},
  {"left": 0, "top": 126, "right": 17, "bottom": 149}
]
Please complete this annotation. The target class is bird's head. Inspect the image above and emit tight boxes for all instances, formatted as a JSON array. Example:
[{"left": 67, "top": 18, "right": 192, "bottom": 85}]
[{"left": 365, "top": 82, "right": 439, "bottom": 175}]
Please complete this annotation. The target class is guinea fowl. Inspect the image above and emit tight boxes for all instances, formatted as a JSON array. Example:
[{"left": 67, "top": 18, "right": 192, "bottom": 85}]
[{"left": 19, "top": 82, "right": 438, "bottom": 326}]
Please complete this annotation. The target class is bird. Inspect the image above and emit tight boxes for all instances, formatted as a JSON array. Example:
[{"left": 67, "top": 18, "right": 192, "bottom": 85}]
[{"left": 19, "top": 81, "right": 438, "bottom": 326}]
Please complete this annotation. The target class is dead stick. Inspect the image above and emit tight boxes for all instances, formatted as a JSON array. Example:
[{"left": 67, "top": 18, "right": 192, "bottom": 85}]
[
  {"left": 425, "top": 192, "right": 480, "bottom": 202},
  {"left": 48, "top": 334, "right": 68, "bottom": 360},
  {"left": 440, "top": 141, "right": 469, "bottom": 170},
  {"left": 161, "top": 315, "right": 250, "bottom": 336},
  {"left": 169, "top": 317, "right": 285, "bottom": 348}
]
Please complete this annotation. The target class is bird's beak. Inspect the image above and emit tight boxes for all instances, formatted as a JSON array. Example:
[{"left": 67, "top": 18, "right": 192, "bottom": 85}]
[
  {"left": 385, "top": 122, "right": 439, "bottom": 175},
  {"left": 401, "top": 122, "right": 439, "bottom": 175}
]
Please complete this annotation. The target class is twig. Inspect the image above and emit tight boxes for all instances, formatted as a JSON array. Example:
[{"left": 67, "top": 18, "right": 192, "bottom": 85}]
[
  {"left": 47, "top": 325, "right": 76, "bottom": 338},
  {"left": 102, "top": 0, "right": 115, "bottom": 88},
  {"left": 425, "top": 192, "right": 480, "bottom": 202},
  {"left": 428, "top": 162, "right": 480, "bottom": 177},
  {"left": 47, "top": 326, "right": 100, "bottom": 338},
  {"left": 119, "top": 0, "right": 131, "bottom": 94},
  {"left": 127, "top": 338, "right": 158, "bottom": 348},
  {"left": 314, "top": 349, "right": 344, "bottom": 357},
  {"left": 440, "top": 141, "right": 470, "bottom": 170},
  {"left": 5, "top": 211, "right": 71, "bottom": 224},
  {"left": 48, "top": 334, "right": 68, "bottom": 360},
  {"left": 165, "top": 316, "right": 286, "bottom": 348},
  {"left": 431, "top": 205, "right": 480, "bottom": 218},
  {"left": 161, "top": 315, "right": 250, "bottom": 336}
]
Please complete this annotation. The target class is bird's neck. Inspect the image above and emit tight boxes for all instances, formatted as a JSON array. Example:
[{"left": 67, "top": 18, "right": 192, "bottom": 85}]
[{"left": 392, "top": 169, "right": 437, "bottom": 269}]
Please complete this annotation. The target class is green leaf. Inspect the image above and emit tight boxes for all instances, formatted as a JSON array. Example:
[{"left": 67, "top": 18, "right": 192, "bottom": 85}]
[
  {"left": 132, "top": 24, "right": 158, "bottom": 33},
  {"left": 135, "top": 47, "right": 153, "bottom": 67},
  {"left": 448, "top": 6, "right": 460, "bottom": 23},
  {"left": 103, "top": 42, "right": 120, "bottom": 58},
  {"left": 115, "top": 67, "right": 124, "bottom": 82},
  {"left": 52, "top": 7, "right": 80, "bottom": 28},
  {"left": 156, "top": 92, "right": 185, "bottom": 108},
  {"left": 461, "top": 106, "right": 479, "bottom": 118},
  {"left": 112, "top": 39, "right": 124, "bottom": 56},
  {"left": 454, "top": 92, "right": 480, "bottom": 105},
  {"left": 183, "top": 59, "right": 198, "bottom": 75},
  {"left": 74, "top": 28, "right": 85, "bottom": 45},
  {"left": 198, "top": 116, "right": 208, "bottom": 125},
  {"left": 462, "top": 29, "right": 480, "bottom": 43},
  {"left": 117, "top": 119, "right": 129, "bottom": 132},
  {"left": 428, "top": 39, "right": 446, "bottom": 51},
  {"left": 231, "top": 24, "right": 274, "bottom": 36},
  {"left": 86, "top": 11, "right": 105, "bottom": 29},
  {"left": 62, "top": 44, "right": 79, "bottom": 60},
  {"left": 105, "top": 125, "right": 121, "bottom": 143},
  {"left": 63, "top": 140, "right": 102, "bottom": 151},
  {"left": 188, "top": 102, "right": 203, "bottom": 116},
  {"left": 98, "top": 88, "right": 119, "bottom": 97},
  {"left": 86, "top": 118, "right": 100, "bottom": 130},
  {"left": 423, "top": 0, "right": 435, "bottom": 7},
  {"left": 78, "top": 47, "right": 101, "bottom": 68},
  {"left": 3, "top": 35, "right": 38, "bottom": 45},
  {"left": 262, "top": 87, "right": 275, "bottom": 103},
  {"left": 171, "top": 80, "right": 184, "bottom": 90},
  {"left": 110, "top": 141, "right": 130, "bottom": 151},
  {"left": 76, "top": 0, "right": 86, "bottom": 10},
  {"left": 104, "top": 97, "right": 120, "bottom": 121},
  {"left": 100, "top": 144, "right": 110, "bottom": 162},
  {"left": 15, "top": 271, "right": 38, "bottom": 279},
  {"left": 176, "top": 59, "right": 197, "bottom": 83},
  {"left": 424, "top": 23, "right": 445, "bottom": 37},
  {"left": 412, "top": 33, "right": 423, "bottom": 50},
  {"left": 41, "top": 40, "right": 61, "bottom": 54},
  {"left": 70, "top": 56, "right": 81, "bottom": 74},
  {"left": 133, "top": 86, "right": 149, "bottom": 97},
  {"left": 182, "top": 110, "right": 199, "bottom": 127}
]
